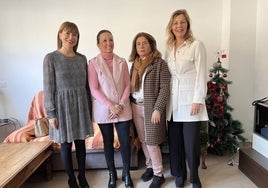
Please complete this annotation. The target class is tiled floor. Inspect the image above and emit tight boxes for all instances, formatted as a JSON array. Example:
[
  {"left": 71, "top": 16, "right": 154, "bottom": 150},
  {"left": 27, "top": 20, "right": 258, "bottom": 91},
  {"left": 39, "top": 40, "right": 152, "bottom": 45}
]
[{"left": 22, "top": 151, "right": 257, "bottom": 188}]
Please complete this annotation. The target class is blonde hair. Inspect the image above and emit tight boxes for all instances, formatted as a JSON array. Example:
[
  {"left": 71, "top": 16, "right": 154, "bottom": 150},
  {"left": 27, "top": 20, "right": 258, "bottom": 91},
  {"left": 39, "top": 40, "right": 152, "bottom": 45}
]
[
  {"left": 57, "top": 21, "right": 80, "bottom": 52},
  {"left": 166, "top": 9, "right": 194, "bottom": 49}
]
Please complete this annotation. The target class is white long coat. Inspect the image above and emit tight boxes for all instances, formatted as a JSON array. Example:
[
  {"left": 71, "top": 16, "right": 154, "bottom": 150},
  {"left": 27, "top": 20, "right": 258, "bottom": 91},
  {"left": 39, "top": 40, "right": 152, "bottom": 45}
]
[{"left": 165, "top": 39, "right": 208, "bottom": 122}]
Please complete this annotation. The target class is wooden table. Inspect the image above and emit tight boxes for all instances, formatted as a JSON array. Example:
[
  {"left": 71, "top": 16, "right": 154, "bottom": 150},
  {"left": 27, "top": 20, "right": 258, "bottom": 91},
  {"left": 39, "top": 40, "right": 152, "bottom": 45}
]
[{"left": 0, "top": 141, "right": 53, "bottom": 188}]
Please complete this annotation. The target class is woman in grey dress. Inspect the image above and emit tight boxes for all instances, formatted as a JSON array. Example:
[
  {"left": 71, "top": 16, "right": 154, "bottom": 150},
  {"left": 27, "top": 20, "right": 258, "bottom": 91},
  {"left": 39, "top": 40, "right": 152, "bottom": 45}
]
[{"left": 43, "top": 21, "right": 93, "bottom": 188}]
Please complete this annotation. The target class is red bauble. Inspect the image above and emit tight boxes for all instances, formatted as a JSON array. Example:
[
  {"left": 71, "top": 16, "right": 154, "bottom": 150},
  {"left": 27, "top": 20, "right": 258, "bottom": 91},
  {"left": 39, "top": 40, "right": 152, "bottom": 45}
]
[
  {"left": 217, "top": 96, "right": 223, "bottom": 102},
  {"left": 223, "top": 73, "right": 227, "bottom": 78},
  {"left": 221, "top": 54, "right": 227, "bottom": 58},
  {"left": 209, "top": 73, "right": 213, "bottom": 77}
]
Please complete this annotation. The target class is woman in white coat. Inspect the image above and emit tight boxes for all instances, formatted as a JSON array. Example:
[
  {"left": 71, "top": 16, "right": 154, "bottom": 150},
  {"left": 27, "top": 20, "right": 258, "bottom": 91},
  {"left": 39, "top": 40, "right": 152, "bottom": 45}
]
[{"left": 165, "top": 9, "right": 208, "bottom": 188}]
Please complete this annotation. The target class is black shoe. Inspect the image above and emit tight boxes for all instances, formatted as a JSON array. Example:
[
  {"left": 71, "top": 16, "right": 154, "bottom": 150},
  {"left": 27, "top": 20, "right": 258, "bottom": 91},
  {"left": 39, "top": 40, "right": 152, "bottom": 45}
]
[
  {"left": 149, "top": 175, "right": 165, "bottom": 188},
  {"left": 175, "top": 176, "right": 185, "bottom": 188},
  {"left": 192, "top": 180, "right": 202, "bottom": 188},
  {"left": 77, "top": 175, "right": 90, "bottom": 188},
  {"left": 68, "top": 178, "right": 79, "bottom": 188},
  {"left": 141, "top": 168, "right": 154, "bottom": 182}
]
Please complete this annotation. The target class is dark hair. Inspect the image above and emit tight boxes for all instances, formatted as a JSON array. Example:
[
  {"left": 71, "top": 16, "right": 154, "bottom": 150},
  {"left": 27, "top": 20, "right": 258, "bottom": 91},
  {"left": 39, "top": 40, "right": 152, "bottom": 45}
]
[
  {"left": 96, "top": 30, "right": 112, "bottom": 44},
  {"left": 129, "top": 32, "right": 161, "bottom": 62},
  {"left": 57, "top": 21, "right": 80, "bottom": 52}
]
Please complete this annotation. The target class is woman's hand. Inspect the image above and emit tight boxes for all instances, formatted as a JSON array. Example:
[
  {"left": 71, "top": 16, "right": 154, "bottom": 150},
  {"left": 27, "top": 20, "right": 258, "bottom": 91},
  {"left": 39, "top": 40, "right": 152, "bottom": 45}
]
[
  {"left": 109, "top": 104, "right": 123, "bottom": 119},
  {"left": 133, "top": 137, "right": 141, "bottom": 152},
  {"left": 190, "top": 103, "right": 201, "bottom": 116},
  {"left": 151, "top": 110, "right": 161, "bottom": 124},
  {"left": 49, "top": 118, "right": 58, "bottom": 129}
]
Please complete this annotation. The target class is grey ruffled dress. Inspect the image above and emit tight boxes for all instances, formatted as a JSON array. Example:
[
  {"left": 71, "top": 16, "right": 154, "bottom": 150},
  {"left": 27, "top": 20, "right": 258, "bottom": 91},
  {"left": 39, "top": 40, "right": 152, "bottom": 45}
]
[{"left": 43, "top": 50, "right": 93, "bottom": 143}]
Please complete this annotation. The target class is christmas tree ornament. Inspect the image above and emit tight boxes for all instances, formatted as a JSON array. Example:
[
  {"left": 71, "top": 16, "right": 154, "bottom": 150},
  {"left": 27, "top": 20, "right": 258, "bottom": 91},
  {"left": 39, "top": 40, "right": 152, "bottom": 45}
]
[
  {"left": 213, "top": 62, "right": 221, "bottom": 69},
  {"left": 221, "top": 54, "right": 227, "bottom": 58},
  {"left": 217, "top": 96, "right": 223, "bottom": 102},
  {"left": 220, "top": 88, "right": 225, "bottom": 96}
]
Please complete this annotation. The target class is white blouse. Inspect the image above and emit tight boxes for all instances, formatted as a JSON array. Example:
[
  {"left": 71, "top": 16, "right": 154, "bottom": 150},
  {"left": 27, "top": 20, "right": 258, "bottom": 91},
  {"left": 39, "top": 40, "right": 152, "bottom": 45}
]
[
  {"left": 165, "top": 39, "right": 208, "bottom": 122},
  {"left": 131, "top": 67, "right": 147, "bottom": 101}
]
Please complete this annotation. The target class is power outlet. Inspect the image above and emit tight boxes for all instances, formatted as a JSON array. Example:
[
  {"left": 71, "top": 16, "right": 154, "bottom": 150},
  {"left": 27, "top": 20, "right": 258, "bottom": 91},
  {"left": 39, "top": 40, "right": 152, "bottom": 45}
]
[{"left": 0, "top": 81, "right": 7, "bottom": 88}]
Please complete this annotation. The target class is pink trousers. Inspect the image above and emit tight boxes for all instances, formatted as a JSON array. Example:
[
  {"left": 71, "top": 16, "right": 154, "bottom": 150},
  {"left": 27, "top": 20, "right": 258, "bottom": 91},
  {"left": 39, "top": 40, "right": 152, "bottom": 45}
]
[{"left": 131, "top": 102, "right": 163, "bottom": 176}]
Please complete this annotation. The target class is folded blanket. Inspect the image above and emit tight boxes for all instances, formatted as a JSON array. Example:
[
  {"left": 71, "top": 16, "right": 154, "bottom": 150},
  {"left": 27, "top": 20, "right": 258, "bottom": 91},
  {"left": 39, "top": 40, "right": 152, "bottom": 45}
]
[
  {"left": 3, "top": 91, "right": 120, "bottom": 150},
  {"left": 4, "top": 91, "right": 46, "bottom": 143}
]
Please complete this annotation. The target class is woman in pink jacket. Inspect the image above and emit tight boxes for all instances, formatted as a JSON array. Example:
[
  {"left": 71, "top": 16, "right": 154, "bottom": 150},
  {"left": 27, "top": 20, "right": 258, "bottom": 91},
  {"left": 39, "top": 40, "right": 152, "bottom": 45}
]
[{"left": 88, "top": 30, "right": 133, "bottom": 188}]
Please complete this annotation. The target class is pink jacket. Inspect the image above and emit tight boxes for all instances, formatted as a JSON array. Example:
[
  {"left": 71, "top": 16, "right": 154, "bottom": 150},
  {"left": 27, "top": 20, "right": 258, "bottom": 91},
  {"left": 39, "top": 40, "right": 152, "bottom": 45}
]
[{"left": 88, "top": 53, "right": 132, "bottom": 123}]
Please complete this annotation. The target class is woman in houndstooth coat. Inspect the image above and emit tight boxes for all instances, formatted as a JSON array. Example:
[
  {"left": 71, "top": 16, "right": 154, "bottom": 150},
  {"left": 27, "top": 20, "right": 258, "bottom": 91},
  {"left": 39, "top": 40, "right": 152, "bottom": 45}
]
[{"left": 129, "top": 32, "right": 171, "bottom": 188}]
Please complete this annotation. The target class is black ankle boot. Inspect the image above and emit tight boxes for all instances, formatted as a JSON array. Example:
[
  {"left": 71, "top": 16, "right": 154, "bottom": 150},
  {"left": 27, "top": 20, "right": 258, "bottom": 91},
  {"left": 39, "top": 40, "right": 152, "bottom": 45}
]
[
  {"left": 77, "top": 174, "right": 90, "bottom": 188},
  {"left": 108, "top": 170, "right": 118, "bottom": 188},
  {"left": 108, "top": 163, "right": 118, "bottom": 188},
  {"left": 68, "top": 178, "right": 79, "bottom": 188},
  {"left": 122, "top": 170, "right": 133, "bottom": 188}
]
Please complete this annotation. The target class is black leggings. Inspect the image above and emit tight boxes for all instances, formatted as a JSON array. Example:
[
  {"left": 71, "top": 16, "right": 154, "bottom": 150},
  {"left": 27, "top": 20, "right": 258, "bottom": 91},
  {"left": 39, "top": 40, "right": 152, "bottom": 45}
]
[
  {"left": 60, "top": 139, "right": 86, "bottom": 179},
  {"left": 98, "top": 121, "right": 131, "bottom": 170}
]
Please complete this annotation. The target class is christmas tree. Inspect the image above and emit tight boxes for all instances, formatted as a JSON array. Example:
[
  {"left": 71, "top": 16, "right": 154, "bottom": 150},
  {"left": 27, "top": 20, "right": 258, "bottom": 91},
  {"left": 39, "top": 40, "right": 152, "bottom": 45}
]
[{"left": 206, "top": 52, "right": 246, "bottom": 156}]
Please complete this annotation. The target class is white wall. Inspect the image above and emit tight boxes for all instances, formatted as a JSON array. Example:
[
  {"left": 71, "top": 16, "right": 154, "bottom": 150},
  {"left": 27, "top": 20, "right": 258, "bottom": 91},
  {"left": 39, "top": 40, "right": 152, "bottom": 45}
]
[
  {"left": 255, "top": 0, "right": 268, "bottom": 97},
  {"left": 1, "top": 0, "right": 264, "bottom": 142},
  {"left": 0, "top": 0, "right": 222, "bottom": 120},
  {"left": 227, "top": 0, "right": 268, "bottom": 140},
  {"left": 228, "top": 0, "right": 257, "bottom": 140}
]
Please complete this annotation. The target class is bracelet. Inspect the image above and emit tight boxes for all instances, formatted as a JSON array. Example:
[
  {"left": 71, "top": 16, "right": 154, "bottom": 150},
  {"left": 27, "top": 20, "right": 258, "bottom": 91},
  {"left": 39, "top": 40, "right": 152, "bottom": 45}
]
[{"left": 118, "top": 102, "right": 125, "bottom": 109}]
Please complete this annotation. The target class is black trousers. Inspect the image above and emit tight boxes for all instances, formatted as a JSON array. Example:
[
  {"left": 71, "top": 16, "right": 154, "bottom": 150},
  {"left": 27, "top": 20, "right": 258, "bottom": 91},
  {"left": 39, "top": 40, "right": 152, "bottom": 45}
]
[
  {"left": 98, "top": 120, "right": 131, "bottom": 170},
  {"left": 168, "top": 119, "right": 201, "bottom": 183}
]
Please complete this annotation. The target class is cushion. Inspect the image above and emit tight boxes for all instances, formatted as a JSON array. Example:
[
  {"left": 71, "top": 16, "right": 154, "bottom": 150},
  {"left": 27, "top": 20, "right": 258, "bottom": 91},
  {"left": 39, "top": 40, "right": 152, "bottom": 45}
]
[{"left": 89, "top": 123, "right": 120, "bottom": 149}]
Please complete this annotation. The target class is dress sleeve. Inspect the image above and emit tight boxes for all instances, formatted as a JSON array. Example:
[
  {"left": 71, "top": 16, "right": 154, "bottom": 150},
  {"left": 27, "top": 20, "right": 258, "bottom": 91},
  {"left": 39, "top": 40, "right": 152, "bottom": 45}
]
[{"left": 43, "top": 53, "right": 57, "bottom": 118}]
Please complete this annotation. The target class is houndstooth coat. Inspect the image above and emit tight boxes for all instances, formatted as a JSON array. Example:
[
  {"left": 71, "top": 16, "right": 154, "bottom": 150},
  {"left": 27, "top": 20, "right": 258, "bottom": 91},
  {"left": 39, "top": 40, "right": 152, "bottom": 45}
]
[{"left": 130, "top": 58, "right": 171, "bottom": 145}]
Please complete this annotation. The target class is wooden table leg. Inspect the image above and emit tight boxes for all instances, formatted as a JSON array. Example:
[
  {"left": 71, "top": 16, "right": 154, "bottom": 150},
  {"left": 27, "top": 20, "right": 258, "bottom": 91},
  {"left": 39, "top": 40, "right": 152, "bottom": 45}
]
[{"left": 44, "top": 156, "right": 52, "bottom": 181}]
